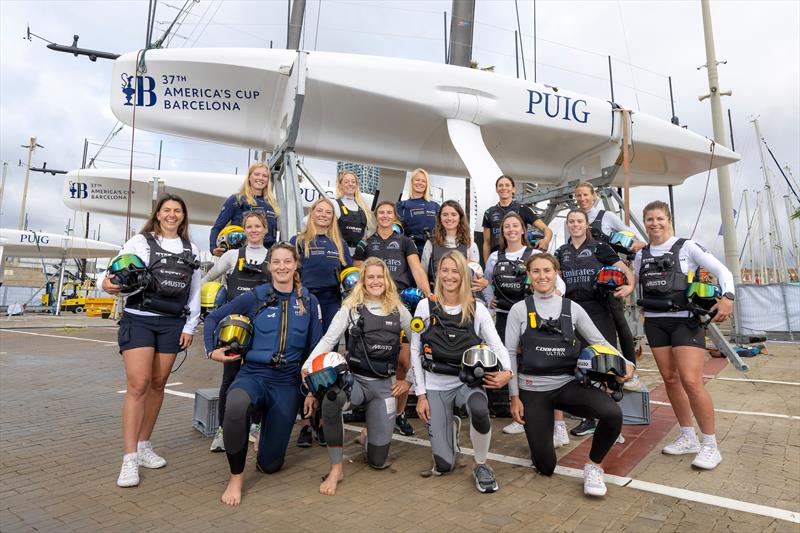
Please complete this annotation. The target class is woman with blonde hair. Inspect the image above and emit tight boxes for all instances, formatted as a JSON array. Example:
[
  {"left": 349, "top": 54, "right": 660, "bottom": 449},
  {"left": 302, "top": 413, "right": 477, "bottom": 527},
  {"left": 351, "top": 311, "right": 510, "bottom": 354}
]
[
  {"left": 396, "top": 168, "right": 440, "bottom": 254},
  {"left": 210, "top": 162, "right": 279, "bottom": 256},
  {"left": 334, "top": 170, "right": 374, "bottom": 254},
  {"left": 411, "top": 251, "right": 511, "bottom": 494},
  {"left": 304, "top": 257, "right": 413, "bottom": 496}
]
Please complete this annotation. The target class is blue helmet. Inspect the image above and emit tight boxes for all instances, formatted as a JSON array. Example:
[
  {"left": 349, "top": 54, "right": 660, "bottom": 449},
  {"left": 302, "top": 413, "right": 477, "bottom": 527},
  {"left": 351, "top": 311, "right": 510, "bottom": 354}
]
[{"left": 400, "top": 287, "right": 424, "bottom": 310}]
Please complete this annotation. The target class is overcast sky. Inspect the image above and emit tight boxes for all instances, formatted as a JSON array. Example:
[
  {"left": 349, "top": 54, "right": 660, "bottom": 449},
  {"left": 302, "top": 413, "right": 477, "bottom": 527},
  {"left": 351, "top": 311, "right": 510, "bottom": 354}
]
[{"left": 1, "top": 0, "right": 798, "bottom": 270}]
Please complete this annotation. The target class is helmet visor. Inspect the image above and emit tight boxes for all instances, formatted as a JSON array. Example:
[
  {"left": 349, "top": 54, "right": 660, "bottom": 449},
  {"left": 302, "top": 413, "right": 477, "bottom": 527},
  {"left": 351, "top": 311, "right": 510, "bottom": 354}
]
[
  {"left": 339, "top": 267, "right": 360, "bottom": 291},
  {"left": 305, "top": 366, "right": 339, "bottom": 394},
  {"left": 526, "top": 230, "right": 543, "bottom": 246},
  {"left": 687, "top": 281, "right": 720, "bottom": 299},
  {"left": 109, "top": 254, "right": 146, "bottom": 273},
  {"left": 462, "top": 345, "right": 498, "bottom": 368},
  {"left": 596, "top": 266, "right": 627, "bottom": 287},
  {"left": 391, "top": 221, "right": 404, "bottom": 235},
  {"left": 218, "top": 321, "right": 252, "bottom": 344},
  {"left": 591, "top": 353, "right": 627, "bottom": 376}
]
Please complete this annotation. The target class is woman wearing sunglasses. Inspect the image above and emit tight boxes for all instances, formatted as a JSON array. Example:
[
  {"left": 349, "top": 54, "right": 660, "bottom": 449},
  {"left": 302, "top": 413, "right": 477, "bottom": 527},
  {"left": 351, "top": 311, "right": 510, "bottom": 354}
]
[
  {"left": 204, "top": 243, "right": 323, "bottom": 506},
  {"left": 634, "top": 201, "right": 734, "bottom": 471},
  {"left": 304, "top": 257, "right": 413, "bottom": 496},
  {"left": 202, "top": 212, "right": 271, "bottom": 453},
  {"left": 505, "top": 253, "right": 635, "bottom": 497},
  {"left": 554, "top": 209, "right": 636, "bottom": 439}
]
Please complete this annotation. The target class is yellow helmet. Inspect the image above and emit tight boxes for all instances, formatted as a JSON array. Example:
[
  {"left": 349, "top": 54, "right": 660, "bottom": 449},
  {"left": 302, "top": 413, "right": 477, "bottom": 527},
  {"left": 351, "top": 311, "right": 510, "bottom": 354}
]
[
  {"left": 201, "top": 281, "right": 227, "bottom": 309},
  {"left": 216, "top": 225, "right": 246, "bottom": 251},
  {"left": 215, "top": 314, "right": 253, "bottom": 355}
]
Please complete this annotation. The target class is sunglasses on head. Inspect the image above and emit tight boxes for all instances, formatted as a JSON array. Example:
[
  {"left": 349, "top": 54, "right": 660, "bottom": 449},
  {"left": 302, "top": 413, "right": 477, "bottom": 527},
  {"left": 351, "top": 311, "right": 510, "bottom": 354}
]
[{"left": 609, "top": 231, "right": 635, "bottom": 250}]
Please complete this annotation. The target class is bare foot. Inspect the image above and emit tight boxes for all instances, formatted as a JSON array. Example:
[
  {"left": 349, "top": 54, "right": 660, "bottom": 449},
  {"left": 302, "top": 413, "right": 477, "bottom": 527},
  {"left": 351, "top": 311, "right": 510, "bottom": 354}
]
[
  {"left": 221, "top": 474, "right": 243, "bottom": 506},
  {"left": 319, "top": 464, "right": 344, "bottom": 496},
  {"left": 355, "top": 428, "right": 367, "bottom": 446}
]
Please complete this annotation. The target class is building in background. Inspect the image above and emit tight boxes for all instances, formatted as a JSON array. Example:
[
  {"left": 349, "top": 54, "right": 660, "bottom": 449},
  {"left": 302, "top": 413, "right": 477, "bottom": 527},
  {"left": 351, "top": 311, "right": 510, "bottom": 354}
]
[{"left": 336, "top": 162, "right": 381, "bottom": 195}]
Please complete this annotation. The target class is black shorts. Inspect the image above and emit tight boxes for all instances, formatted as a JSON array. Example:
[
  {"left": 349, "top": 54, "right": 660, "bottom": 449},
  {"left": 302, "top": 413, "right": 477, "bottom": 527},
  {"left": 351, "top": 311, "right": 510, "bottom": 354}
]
[
  {"left": 118, "top": 313, "right": 186, "bottom": 354},
  {"left": 644, "top": 316, "right": 706, "bottom": 349}
]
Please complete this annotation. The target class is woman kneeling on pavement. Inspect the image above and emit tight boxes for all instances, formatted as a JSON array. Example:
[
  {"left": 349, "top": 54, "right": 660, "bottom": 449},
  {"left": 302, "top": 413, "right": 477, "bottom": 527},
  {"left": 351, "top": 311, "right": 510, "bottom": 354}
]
[
  {"left": 204, "top": 243, "right": 323, "bottom": 505},
  {"left": 412, "top": 251, "right": 512, "bottom": 494},
  {"left": 304, "top": 257, "right": 413, "bottom": 496},
  {"left": 505, "top": 253, "right": 635, "bottom": 497}
]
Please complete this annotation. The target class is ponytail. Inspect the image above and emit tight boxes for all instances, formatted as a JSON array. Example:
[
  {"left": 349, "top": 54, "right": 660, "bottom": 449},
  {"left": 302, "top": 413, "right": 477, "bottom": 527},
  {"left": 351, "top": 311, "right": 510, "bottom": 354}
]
[{"left": 293, "top": 271, "right": 306, "bottom": 315}]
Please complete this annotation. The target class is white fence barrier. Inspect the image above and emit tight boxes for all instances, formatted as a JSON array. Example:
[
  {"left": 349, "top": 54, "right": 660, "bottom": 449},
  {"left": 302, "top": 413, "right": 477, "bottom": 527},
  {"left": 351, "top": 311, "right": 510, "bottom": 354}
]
[{"left": 736, "top": 284, "right": 800, "bottom": 337}]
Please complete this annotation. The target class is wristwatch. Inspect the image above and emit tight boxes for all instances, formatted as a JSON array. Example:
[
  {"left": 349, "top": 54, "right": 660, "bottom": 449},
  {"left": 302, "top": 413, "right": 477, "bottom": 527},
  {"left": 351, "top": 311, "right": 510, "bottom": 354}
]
[{"left": 722, "top": 292, "right": 735, "bottom": 301}]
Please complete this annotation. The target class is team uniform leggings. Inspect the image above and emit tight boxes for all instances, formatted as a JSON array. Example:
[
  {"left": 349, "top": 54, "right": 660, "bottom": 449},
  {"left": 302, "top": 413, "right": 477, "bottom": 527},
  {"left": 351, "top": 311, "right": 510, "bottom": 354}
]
[
  {"left": 426, "top": 385, "right": 492, "bottom": 473},
  {"left": 217, "top": 360, "right": 261, "bottom": 427},
  {"left": 518, "top": 381, "right": 622, "bottom": 476},
  {"left": 222, "top": 370, "right": 302, "bottom": 475},
  {"left": 322, "top": 376, "right": 396, "bottom": 468}
]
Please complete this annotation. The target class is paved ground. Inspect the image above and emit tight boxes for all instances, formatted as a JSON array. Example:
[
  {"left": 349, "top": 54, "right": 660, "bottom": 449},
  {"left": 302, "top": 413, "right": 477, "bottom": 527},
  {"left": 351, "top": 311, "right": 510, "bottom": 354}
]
[{"left": 1, "top": 316, "right": 798, "bottom": 532}]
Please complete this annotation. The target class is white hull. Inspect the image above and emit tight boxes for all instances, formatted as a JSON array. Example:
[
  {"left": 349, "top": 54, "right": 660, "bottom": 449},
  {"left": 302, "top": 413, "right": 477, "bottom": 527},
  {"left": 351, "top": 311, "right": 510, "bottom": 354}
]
[
  {"left": 110, "top": 48, "right": 738, "bottom": 188},
  {"left": 0, "top": 229, "right": 120, "bottom": 260},
  {"left": 62, "top": 169, "right": 367, "bottom": 226}
]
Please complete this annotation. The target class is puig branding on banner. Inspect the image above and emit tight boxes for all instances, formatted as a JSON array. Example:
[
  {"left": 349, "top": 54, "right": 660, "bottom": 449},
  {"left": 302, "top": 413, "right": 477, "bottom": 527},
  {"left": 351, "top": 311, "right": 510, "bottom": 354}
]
[{"left": 121, "top": 73, "right": 260, "bottom": 112}]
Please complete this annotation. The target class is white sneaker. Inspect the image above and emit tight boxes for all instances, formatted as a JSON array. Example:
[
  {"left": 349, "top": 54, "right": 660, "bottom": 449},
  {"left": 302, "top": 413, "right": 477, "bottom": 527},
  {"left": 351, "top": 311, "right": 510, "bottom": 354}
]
[
  {"left": 137, "top": 444, "right": 167, "bottom": 469},
  {"left": 623, "top": 373, "right": 642, "bottom": 392},
  {"left": 502, "top": 421, "right": 525, "bottom": 434},
  {"left": 248, "top": 423, "right": 260, "bottom": 443},
  {"left": 615, "top": 434, "right": 625, "bottom": 444},
  {"left": 117, "top": 456, "right": 139, "bottom": 487},
  {"left": 210, "top": 427, "right": 225, "bottom": 452},
  {"left": 692, "top": 444, "right": 722, "bottom": 470},
  {"left": 553, "top": 424, "right": 570, "bottom": 448},
  {"left": 662, "top": 433, "right": 701, "bottom": 455},
  {"left": 583, "top": 464, "right": 607, "bottom": 497}
]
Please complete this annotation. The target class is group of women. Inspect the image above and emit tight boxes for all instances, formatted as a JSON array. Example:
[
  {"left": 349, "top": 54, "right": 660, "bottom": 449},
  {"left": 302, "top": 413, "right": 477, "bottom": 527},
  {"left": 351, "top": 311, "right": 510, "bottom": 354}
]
[{"left": 106, "top": 164, "right": 735, "bottom": 505}]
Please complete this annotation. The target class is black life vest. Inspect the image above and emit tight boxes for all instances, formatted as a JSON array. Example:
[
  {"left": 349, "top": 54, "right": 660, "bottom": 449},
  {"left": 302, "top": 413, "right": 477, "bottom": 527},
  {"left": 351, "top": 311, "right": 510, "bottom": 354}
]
[
  {"left": 226, "top": 247, "right": 270, "bottom": 302},
  {"left": 518, "top": 296, "right": 580, "bottom": 375},
  {"left": 420, "top": 303, "right": 481, "bottom": 375},
  {"left": 638, "top": 238, "right": 693, "bottom": 311},
  {"left": 337, "top": 199, "right": 367, "bottom": 248},
  {"left": 492, "top": 248, "right": 533, "bottom": 311},
  {"left": 428, "top": 241, "right": 468, "bottom": 284},
  {"left": 346, "top": 306, "right": 402, "bottom": 377},
  {"left": 589, "top": 210, "right": 610, "bottom": 243},
  {"left": 126, "top": 234, "right": 198, "bottom": 317},
  {"left": 557, "top": 240, "right": 604, "bottom": 302},
  {"left": 361, "top": 233, "right": 413, "bottom": 291}
]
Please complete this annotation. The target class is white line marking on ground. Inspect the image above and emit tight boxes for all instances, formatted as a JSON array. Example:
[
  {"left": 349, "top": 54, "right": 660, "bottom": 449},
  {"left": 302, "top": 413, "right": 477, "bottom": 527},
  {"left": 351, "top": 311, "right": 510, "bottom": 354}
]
[
  {"left": 139, "top": 388, "right": 800, "bottom": 524},
  {"left": 347, "top": 425, "right": 799, "bottom": 523},
  {"left": 636, "top": 368, "right": 800, "bottom": 386},
  {"left": 649, "top": 400, "right": 800, "bottom": 420},
  {"left": 1, "top": 328, "right": 117, "bottom": 345}
]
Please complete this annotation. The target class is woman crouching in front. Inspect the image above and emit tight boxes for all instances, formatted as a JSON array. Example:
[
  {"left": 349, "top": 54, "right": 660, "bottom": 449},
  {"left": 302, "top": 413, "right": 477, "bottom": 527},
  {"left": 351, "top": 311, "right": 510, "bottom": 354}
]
[
  {"left": 411, "top": 251, "right": 512, "bottom": 494},
  {"left": 505, "top": 253, "right": 634, "bottom": 497},
  {"left": 204, "top": 243, "right": 323, "bottom": 505}
]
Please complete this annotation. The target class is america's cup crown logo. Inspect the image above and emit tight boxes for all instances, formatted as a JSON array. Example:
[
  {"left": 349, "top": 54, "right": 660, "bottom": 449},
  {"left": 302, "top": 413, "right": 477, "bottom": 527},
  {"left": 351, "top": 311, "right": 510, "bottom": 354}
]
[
  {"left": 69, "top": 181, "right": 88, "bottom": 199},
  {"left": 121, "top": 73, "right": 157, "bottom": 107}
]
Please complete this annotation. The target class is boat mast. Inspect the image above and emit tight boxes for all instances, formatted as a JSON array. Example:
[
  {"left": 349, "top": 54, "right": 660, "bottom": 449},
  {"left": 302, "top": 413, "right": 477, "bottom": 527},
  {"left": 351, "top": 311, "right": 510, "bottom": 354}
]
[
  {"left": 742, "top": 190, "right": 754, "bottom": 277},
  {"left": 755, "top": 191, "right": 768, "bottom": 283},
  {"left": 752, "top": 117, "right": 789, "bottom": 283},
  {"left": 784, "top": 195, "right": 799, "bottom": 278},
  {"left": 699, "top": 0, "right": 740, "bottom": 283}
]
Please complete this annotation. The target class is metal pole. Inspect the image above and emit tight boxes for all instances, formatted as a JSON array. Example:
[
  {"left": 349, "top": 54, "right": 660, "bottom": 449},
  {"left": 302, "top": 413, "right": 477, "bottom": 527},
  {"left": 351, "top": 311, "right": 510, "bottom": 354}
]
[
  {"left": 668, "top": 76, "right": 679, "bottom": 125},
  {"left": 18, "top": 137, "right": 37, "bottom": 230},
  {"left": 0, "top": 162, "right": 7, "bottom": 219},
  {"left": 755, "top": 191, "right": 767, "bottom": 283},
  {"left": 513, "top": 0, "right": 527, "bottom": 80},
  {"left": 622, "top": 110, "right": 631, "bottom": 225},
  {"left": 514, "top": 30, "right": 519, "bottom": 79},
  {"left": 608, "top": 56, "right": 615, "bottom": 102},
  {"left": 784, "top": 195, "right": 799, "bottom": 272},
  {"left": 448, "top": 0, "right": 475, "bottom": 68},
  {"left": 287, "top": 0, "right": 306, "bottom": 50},
  {"left": 443, "top": 11, "right": 448, "bottom": 63},
  {"left": 668, "top": 185, "right": 676, "bottom": 231},
  {"left": 157, "top": 140, "right": 163, "bottom": 170},
  {"left": 752, "top": 117, "right": 789, "bottom": 283},
  {"left": 81, "top": 138, "right": 89, "bottom": 168},
  {"left": 700, "top": 0, "right": 741, "bottom": 283},
  {"left": 743, "top": 190, "right": 754, "bottom": 275},
  {"left": 727, "top": 108, "right": 735, "bottom": 151},
  {"left": 532, "top": 0, "right": 537, "bottom": 83}
]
